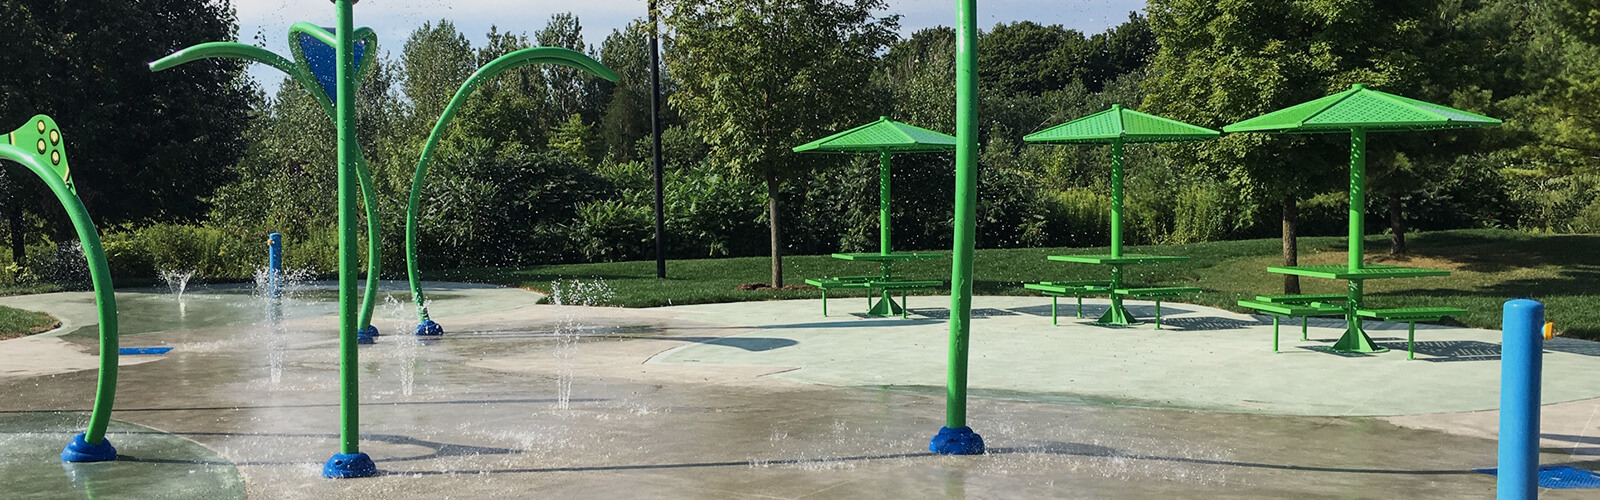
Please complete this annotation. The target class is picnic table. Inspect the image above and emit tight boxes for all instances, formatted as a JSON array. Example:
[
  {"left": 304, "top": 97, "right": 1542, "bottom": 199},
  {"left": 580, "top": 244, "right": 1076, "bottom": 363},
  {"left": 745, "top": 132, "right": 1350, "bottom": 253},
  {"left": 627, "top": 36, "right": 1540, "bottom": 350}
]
[
  {"left": 795, "top": 117, "right": 956, "bottom": 318},
  {"left": 1021, "top": 105, "right": 1216, "bottom": 328},
  {"left": 805, "top": 252, "right": 945, "bottom": 318},
  {"left": 1225, "top": 84, "right": 1499, "bottom": 354},
  {"left": 1025, "top": 253, "right": 1196, "bottom": 327}
]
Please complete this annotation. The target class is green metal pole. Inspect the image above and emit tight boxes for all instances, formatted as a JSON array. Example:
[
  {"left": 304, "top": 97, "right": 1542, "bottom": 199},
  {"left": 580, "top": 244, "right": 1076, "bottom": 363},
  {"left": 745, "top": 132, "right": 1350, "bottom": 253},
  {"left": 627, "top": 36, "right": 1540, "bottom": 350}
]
[
  {"left": 928, "top": 0, "right": 984, "bottom": 455},
  {"left": 0, "top": 146, "right": 118, "bottom": 457},
  {"left": 333, "top": 0, "right": 360, "bottom": 457},
  {"left": 404, "top": 48, "right": 617, "bottom": 332},
  {"left": 1349, "top": 128, "right": 1365, "bottom": 272},
  {"left": 879, "top": 150, "right": 892, "bottom": 255},
  {"left": 1110, "top": 139, "right": 1124, "bottom": 259},
  {"left": 356, "top": 152, "right": 379, "bottom": 335},
  {"left": 1332, "top": 127, "right": 1383, "bottom": 353}
]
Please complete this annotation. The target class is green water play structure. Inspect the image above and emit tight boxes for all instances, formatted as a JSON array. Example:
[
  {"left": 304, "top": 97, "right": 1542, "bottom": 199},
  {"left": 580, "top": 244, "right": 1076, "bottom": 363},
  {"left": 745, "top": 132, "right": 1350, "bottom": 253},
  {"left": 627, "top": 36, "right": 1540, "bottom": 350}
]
[
  {"left": 1229, "top": 84, "right": 1501, "bottom": 355},
  {"left": 927, "top": 0, "right": 985, "bottom": 456},
  {"left": 2, "top": 116, "right": 121, "bottom": 462},
  {"left": 149, "top": 0, "right": 616, "bottom": 477},
  {"left": 794, "top": 117, "right": 954, "bottom": 317},
  {"left": 1022, "top": 104, "right": 1218, "bottom": 328}
]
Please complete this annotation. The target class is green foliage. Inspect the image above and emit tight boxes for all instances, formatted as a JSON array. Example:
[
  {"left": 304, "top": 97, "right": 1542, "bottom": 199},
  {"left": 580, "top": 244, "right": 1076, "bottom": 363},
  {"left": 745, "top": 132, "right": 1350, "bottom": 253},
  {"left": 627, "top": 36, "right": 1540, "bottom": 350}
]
[{"left": 0, "top": 0, "right": 253, "bottom": 240}]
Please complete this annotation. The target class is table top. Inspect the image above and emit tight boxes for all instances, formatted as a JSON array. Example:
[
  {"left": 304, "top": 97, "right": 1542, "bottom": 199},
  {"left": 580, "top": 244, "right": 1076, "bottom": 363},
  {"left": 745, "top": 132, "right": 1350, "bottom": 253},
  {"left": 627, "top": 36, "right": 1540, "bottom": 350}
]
[
  {"left": 1047, "top": 254, "right": 1191, "bottom": 265},
  {"left": 1266, "top": 264, "right": 1451, "bottom": 280},
  {"left": 831, "top": 252, "right": 946, "bottom": 262}
]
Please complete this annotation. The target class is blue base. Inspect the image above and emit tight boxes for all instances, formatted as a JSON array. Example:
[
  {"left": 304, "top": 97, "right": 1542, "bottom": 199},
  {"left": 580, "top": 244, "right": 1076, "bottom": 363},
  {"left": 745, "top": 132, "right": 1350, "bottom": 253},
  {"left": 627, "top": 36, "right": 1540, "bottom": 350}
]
[
  {"left": 928, "top": 426, "right": 985, "bottom": 455},
  {"left": 322, "top": 452, "right": 378, "bottom": 478},
  {"left": 359, "top": 324, "right": 380, "bottom": 338},
  {"left": 1476, "top": 466, "right": 1600, "bottom": 489},
  {"left": 415, "top": 320, "right": 444, "bottom": 337},
  {"left": 356, "top": 331, "right": 376, "bottom": 345},
  {"left": 61, "top": 433, "right": 116, "bottom": 462}
]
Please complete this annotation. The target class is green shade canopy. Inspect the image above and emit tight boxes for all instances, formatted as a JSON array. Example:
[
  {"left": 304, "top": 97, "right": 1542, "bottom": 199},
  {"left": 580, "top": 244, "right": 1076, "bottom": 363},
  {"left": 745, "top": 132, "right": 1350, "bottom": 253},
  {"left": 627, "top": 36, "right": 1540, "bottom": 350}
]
[
  {"left": 793, "top": 117, "right": 956, "bottom": 153},
  {"left": 1024, "top": 104, "right": 1220, "bottom": 144},
  {"left": 1223, "top": 84, "right": 1502, "bottom": 134}
]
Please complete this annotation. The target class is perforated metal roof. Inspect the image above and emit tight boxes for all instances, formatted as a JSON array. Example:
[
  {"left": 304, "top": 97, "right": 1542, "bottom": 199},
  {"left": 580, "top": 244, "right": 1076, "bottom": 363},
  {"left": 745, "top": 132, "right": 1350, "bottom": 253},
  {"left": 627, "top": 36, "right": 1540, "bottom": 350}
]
[
  {"left": 792, "top": 117, "right": 957, "bottom": 154},
  {"left": 1024, "top": 104, "right": 1220, "bottom": 145},
  {"left": 1223, "top": 84, "right": 1502, "bottom": 134}
]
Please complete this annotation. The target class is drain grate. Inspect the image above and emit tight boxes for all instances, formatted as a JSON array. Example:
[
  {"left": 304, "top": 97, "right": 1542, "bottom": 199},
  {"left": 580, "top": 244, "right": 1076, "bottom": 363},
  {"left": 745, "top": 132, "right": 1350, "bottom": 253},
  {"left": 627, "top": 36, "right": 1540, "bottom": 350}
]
[{"left": 1475, "top": 466, "right": 1600, "bottom": 489}]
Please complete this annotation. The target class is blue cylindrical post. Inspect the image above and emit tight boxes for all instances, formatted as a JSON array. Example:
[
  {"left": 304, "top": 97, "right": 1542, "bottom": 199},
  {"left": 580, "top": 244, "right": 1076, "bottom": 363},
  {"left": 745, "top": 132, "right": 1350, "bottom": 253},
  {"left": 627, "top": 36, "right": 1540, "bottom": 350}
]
[
  {"left": 267, "top": 233, "right": 283, "bottom": 298},
  {"left": 1498, "top": 299, "right": 1543, "bottom": 500}
]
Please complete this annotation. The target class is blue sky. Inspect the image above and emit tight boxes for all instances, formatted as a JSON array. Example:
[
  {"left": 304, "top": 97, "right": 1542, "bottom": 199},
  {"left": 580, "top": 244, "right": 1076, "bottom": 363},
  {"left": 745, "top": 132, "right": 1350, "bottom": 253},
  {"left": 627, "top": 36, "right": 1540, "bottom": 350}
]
[{"left": 234, "top": 0, "right": 1147, "bottom": 93}]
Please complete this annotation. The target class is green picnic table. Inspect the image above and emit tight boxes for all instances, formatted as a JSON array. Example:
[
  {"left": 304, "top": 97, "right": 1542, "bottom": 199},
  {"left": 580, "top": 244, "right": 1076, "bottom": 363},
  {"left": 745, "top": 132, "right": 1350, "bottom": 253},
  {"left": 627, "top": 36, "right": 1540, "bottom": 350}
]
[
  {"left": 794, "top": 117, "right": 956, "bottom": 317},
  {"left": 1226, "top": 84, "right": 1500, "bottom": 353},
  {"left": 1022, "top": 105, "right": 1217, "bottom": 327},
  {"left": 806, "top": 252, "right": 945, "bottom": 317}
]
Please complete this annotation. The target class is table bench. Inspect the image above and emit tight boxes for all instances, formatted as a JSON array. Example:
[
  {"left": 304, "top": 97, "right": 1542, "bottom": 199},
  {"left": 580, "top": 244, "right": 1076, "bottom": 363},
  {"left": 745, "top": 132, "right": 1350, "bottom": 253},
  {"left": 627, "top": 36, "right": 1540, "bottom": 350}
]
[
  {"left": 807, "top": 277, "right": 942, "bottom": 318},
  {"left": 1024, "top": 281, "right": 1113, "bottom": 325},
  {"left": 1238, "top": 298, "right": 1347, "bottom": 352},
  {"left": 1356, "top": 307, "right": 1469, "bottom": 360},
  {"left": 1117, "top": 287, "right": 1202, "bottom": 329}
]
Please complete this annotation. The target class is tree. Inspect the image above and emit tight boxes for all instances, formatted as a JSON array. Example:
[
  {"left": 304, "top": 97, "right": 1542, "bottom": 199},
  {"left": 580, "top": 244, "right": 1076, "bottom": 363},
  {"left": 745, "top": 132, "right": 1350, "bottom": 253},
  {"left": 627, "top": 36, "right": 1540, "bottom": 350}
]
[
  {"left": 599, "top": 20, "right": 674, "bottom": 162},
  {"left": 665, "top": 0, "right": 899, "bottom": 287},
  {"left": 1144, "top": 0, "right": 1458, "bottom": 293},
  {"left": 537, "top": 13, "right": 610, "bottom": 128},
  {"left": 0, "top": 0, "right": 253, "bottom": 262}
]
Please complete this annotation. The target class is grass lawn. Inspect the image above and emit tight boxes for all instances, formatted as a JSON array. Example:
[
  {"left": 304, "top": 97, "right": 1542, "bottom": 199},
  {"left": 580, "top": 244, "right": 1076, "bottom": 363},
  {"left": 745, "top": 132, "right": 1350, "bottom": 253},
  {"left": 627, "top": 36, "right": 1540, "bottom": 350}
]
[
  {"left": 0, "top": 305, "right": 59, "bottom": 340},
  {"left": 441, "top": 229, "right": 1599, "bottom": 339}
]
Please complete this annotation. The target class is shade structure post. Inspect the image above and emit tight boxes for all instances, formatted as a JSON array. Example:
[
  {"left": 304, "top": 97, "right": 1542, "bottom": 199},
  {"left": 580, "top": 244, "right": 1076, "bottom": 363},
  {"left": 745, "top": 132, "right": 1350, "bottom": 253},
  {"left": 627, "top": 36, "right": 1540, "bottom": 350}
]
[
  {"left": 1349, "top": 127, "right": 1366, "bottom": 272},
  {"left": 929, "top": 0, "right": 984, "bottom": 456},
  {"left": 1110, "top": 139, "right": 1124, "bottom": 259},
  {"left": 322, "top": 0, "right": 377, "bottom": 479},
  {"left": 879, "top": 150, "right": 892, "bottom": 255}
]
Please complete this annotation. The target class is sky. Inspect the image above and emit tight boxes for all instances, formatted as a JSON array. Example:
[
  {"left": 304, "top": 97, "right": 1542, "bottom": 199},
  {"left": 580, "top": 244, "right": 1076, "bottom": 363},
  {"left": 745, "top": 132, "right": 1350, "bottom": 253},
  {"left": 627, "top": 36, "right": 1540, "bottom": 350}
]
[{"left": 232, "top": 0, "right": 1147, "bottom": 93}]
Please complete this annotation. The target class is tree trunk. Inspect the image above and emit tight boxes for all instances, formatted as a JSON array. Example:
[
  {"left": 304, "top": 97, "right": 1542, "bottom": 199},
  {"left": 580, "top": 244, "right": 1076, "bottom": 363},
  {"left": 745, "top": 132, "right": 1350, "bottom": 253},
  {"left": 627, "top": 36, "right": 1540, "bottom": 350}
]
[
  {"left": 766, "top": 171, "right": 784, "bottom": 288},
  {"left": 1282, "top": 194, "right": 1300, "bottom": 295},
  {"left": 9, "top": 203, "right": 23, "bottom": 269},
  {"left": 1388, "top": 196, "right": 1407, "bottom": 257}
]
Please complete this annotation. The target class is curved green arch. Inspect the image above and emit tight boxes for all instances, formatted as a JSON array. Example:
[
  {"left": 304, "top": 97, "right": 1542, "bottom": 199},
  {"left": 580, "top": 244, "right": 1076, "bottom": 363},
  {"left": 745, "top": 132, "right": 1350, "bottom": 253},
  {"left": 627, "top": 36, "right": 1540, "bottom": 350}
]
[
  {"left": 0, "top": 117, "right": 119, "bottom": 450},
  {"left": 151, "top": 39, "right": 384, "bottom": 333},
  {"left": 405, "top": 47, "right": 619, "bottom": 323}
]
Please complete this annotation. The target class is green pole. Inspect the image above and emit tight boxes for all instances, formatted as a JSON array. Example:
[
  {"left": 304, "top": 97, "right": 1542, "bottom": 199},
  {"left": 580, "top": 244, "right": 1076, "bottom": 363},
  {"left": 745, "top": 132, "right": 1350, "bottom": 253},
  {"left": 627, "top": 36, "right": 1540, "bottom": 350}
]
[
  {"left": 1348, "top": 127, "right": 1366, "bottom": 272},
  {"left": 404, "top": 48, "right": 618, "bottom": 332},
  {"left": 879, "top": 150, "right": 892, "bottom": 255},
  {"left": 1110, "top": 138, "right": 1124, "bottom": 259},
  {"left": 333, "top": 0, "right": 360, "bottom": 457},
  {"left": 0, "top": 144, "right": 118, "bottom": 457},
  {"left": 356, "top": 153, "right": 379, "bottom": 334},
  {"left": 928, "top": 0, "right": 984, "bottom": 455}
]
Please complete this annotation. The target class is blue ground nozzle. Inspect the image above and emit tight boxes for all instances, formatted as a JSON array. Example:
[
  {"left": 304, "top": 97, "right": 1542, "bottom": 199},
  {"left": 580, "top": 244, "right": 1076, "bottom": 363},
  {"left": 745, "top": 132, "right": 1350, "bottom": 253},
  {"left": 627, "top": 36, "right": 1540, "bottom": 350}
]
[
  {"left": 359, "top": 324, "right": 379, "bottom": 338},
  {"left": 356, "top": 326, "right": 376, "bottom": 345},
  {"left": 414, "top": 320, "right": 444, "bottom": 337},
  {"left": 928, "top": 426, "right": 985, "bottom": 455},
  {"left": 61, "top": 433, "right": 117, "bottom": 462},
  {"left": 322, "top": 452, "right": 378, "bottom": 479}
]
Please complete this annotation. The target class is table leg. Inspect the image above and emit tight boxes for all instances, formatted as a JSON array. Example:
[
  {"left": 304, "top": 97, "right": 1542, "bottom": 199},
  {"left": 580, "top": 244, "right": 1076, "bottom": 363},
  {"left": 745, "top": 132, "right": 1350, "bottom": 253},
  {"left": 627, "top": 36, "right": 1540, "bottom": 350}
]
[
  {"left": 821, "top": 288, "right": 829, "bottom": 317},
  {"left": 1273, "top": 316, "right": 1280, "bottom": 352},
  {"left": 1408, "top": 322, "right": 1416, "bottom": 360},
  {"left": 1076, "top": 296, "right": 1083, "bottom": 318},
  {"left": 1331, "top": 279, "right": 1387, "bottom": 353},
  {"left": 1095, "top": 266, "right": 1139, "bottom": 326},
  {"left": 1153, "top": 299, "right": 1163, "bottom": 330},
  {"left": 1051, "top": 296, "right": 1058, "bottom": 326},
  {"left": 1301, "top": 317, "right": 1308, "bottom": 340}
]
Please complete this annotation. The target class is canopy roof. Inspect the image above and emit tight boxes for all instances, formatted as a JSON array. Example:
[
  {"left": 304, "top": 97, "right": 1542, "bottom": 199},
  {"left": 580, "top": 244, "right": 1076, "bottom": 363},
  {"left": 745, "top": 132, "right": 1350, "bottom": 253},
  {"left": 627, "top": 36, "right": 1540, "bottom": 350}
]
[
  {"left": 793, "top": 117, "right": 956, "bottom": 154},
  {"left": 1024, "top": 104, "right": 1220, "bottom": 145},
  {"left": 1223, "top": 84, "right": 1502, "bottom": 134}
]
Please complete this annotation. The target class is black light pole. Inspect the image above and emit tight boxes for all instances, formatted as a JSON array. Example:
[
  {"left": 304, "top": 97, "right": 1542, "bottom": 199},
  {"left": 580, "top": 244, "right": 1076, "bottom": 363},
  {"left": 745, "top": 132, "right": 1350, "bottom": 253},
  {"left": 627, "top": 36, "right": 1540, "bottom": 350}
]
[{"left": 650, "top": 0, "right": 667, "bottom": 279}]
